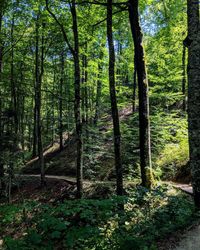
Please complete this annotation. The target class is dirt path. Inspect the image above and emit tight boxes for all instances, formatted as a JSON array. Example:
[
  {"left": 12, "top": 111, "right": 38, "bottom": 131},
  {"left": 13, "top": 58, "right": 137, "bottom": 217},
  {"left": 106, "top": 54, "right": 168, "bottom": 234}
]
[
  {"left": 20, "top": 175, "right": 193, "bottom": 194},
  {"left": 20, "top": 174, "right": 120, "bottom": 186},
  {"left": 173, "top": 224, "right": 200, "bottom": 250},
  {"left": 170, "top": 182, "right": 193, "bottom": 195}
]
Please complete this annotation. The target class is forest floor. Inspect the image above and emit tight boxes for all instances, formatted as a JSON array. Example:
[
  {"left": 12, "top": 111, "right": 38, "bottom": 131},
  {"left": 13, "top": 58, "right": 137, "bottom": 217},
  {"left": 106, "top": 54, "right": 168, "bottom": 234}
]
[
  {"left": 158, "top": 219, "right": 200, "bottom": 250},
  {"left": 173, "top": 224, "right": 200, "bottom": 250},
  {"left": 1, "top": 174, "right": 197, "bottom": 250},
  {"left": 11, "top": 174, "right": 132, "bottom": 202},
  {"left": 22, "top": 106, "right": 133, "bottom": 178},
  {"left": 19, "top": 174, "right": 194, "bottom": 195}
]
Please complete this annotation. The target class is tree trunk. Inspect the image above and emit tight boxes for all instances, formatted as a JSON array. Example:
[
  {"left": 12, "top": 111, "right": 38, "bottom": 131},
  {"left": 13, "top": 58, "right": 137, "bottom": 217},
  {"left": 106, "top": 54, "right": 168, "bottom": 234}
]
[
  {"left": 84, "top": 44, "right": 89, "bottom": 126},
  {"left": 128, "top": 0, "right": 154, "bottom": 188},
  {"left": 35, "top": 16, "right": 45, "bottom": 186},
  {"left": 32, "top": 94, "right": 38, "bottom": 157},
  {"left": 132, "top": 57, "right": 137, "bottom": 113},
  {"left": 71, "top": 0, "right": 83, "bottom": 198},
  {"left": 182, "top": 45, "right": 186, "bottom": 111},
  {"left": 107, "top": 0, "right": 123, "bottom": 196},
  {"left": 0, "top": 6, "right": 3, "bottom": 139},
  {"left": 38, "top": 21, "right": 45, "bottom": 186},
  {"left": 32, "top": 48, "right": 38, "bottom": 157},
  {"left": 0, "top": 0, "right": 5, "bottom": 139},
  {"left": 10, "top": 16, "right": 18, "bottom": 135},
  {"left": 46, "top": 0, "right": 83, "bottom": 197},
  {"left": 94, "top": 52, "right": 103, "bottom": 125},
  {"left": 187, "top": 0, "right": 200, "bottom": 207},
  {"left": 81, "top": 55, "right": 86, "bottom": 123},
  {"left": 59, "top": 51, "right": 64, "bottom": 151}
]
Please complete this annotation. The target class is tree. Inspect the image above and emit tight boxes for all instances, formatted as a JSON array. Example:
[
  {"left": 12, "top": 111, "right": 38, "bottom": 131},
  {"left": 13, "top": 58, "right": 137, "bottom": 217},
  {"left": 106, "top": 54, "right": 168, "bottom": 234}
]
[
  {"left": 94, "top": 50, "right": 103, "bottom": 125},
  {"left": 46, "top": 0, "right": 83, "bottom": 198},
  {"left": 59, "top": 51, "right": 64, "bottom": 151},
  {"left": 107, "top": 0, "right": 123, "bottom": 195},
  {"left": 128, "top": 0, "right": 154, "bottom": 188},
  {"left": 0, "top": 0, "right": 7, "bottom": 195},
  {"left": 187, "top": 0, "right": 200, "bottom": 207},
  {"left": 182, "top": 44, "right": 186, "bottom": 111},
  {"left": 34, "top": 14, "right": 45, "bottom": 186}
]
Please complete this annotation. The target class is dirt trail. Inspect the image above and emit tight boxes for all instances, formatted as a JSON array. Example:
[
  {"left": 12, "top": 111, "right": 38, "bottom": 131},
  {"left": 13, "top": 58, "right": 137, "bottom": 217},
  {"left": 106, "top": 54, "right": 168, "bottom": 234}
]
[
  {"left": 173, "top": 224, "right": 200, "bottom": 250},
  {"left": 170, "top": 182, "right": 193, "bottom": 195},
  {"left": 20, "top": 174, "right": 123, "bottom": 185},
  {"left": 20, "top": 175, "right": 193, "bottom": 194}
]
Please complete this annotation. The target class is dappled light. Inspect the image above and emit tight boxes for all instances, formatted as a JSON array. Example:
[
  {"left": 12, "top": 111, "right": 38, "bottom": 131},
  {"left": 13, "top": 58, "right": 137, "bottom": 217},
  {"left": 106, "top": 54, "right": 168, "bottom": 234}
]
[{"left": 0, "top": 0, "right": 200, "bottom": 249}]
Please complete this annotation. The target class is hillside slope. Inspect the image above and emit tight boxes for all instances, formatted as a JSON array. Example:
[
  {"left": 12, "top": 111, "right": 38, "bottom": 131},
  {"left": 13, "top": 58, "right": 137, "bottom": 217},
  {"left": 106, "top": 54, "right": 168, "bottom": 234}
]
[{"left": 22, "top": 106, "right": 135, "bottom": 180}]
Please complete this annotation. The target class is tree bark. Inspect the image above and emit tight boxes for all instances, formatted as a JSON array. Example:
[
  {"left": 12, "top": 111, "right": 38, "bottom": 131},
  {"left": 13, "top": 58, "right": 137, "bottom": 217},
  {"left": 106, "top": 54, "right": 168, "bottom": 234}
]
[
  {"left": 107, "top": 0, "right": 123, "bottom": 196},
  {"left": 59, "top": 51, "right": 64, "bottom": 151},
  {"left": 94, "top": 51, "right": 103, "bottom": 125},
  {"left": 132, "top": 57, "right": 137, "bottom": 113},
  {"left": 35, "top": 15, "right": 45, "bottom": 186},
  {"left": 0, "top": 5, "right": 4, "bottom": 138},
  {"left": 84, "top": 44, "right": 89, "bottom": 125},
  {"left": 10, "top": 16, "right": 18, "bottom": 135},
  {"left": 182, "top": 44, "right": 186, "bottom": 111},
  {"left": 71, "top": 0, "right": 83, "bottom": 198},
  {"left": 32, "top": 94, "right": 38, "bottom": 157},
  {"left": 46, "top": 0, "right": 83, "bottom": 198},
  {"left": 128, "top": 0, "right": 154, "bottom": 188},
  {"left": 187, "top": 0, "right": 200, "bottom": 207}
]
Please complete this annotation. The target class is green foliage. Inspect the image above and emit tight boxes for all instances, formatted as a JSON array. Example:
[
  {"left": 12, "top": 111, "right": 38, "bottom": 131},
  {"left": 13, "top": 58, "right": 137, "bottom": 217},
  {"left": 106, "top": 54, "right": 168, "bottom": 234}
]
[
  {"left": 1, "top": 186, "right": 195, "bottom": 250},
  {"left": 151, "top": 112, "right": 189, "bottom": 179}
]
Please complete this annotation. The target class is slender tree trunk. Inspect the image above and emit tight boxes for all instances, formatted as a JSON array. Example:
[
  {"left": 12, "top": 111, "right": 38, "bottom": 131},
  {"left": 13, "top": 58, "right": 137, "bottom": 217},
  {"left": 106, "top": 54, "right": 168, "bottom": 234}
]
[
  {"left": 71, "top": 1, "right": 83, "bottom": 198},
  {"left": 116, "top": 34, "right": 122, "bottom": 90},
  {"left": 0, "top": 14, "right": 4, "bottom": 198},
  {"left": 128, "top": 0, "right": 154, "bottom": 188},
  {"left": 94, "top": 51, "right": 103, "bottom": 124},
  {"left": 35, "top": 16, "right": 45, "bottom": 186},
  {"left": 19, "top": 62, "right": 25, "bottom": 156},
  {"left": 182, "top": 45, "right": 186, "bottom": 111},
  {"left": 51, "top": 61, "right": 56, "bottom": 145},
  {"left": 0, "top": 8, "right": 3, "bottom": 138},
  {"left": 59, "top": 51, "right": 64, "bottom": 151},
  {"left": 0, "top": 0, "right": 5, "bottom": 141},
  {"left": 46, "top": 0, "right": 83, "bottom": 197},
  {"left": 81, "top": 55, "right": 86, "bottom": 123},
  {"left": 32, "top": 92, "right": 38, "bottom": 157},
  {"left": 84, "top": 44, "right": 89, "bottom": 126},
  {"left": 107, "top": 0, "right": 123, "bottom": 196},
  {"left": 187, "top": 0, "right": 200, "bottom": 207},
  {"left": 10, "top": 16, "right": 18, "bottom": 135},
  {"left": 132, "top": 58, "right": 137, "bottom": 113},
  {"left": 38, "top": 21, "right": 45, "bottom": 186}
]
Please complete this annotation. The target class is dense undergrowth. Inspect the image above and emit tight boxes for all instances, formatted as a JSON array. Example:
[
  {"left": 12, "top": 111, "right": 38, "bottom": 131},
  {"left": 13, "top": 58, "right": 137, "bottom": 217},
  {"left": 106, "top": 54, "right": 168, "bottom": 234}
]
[
  {"left": 0, "top": 184, "right": 195, "bottom": 250},
  {"left": 83, "top": 109, "right": 189, "bottom": 182}
]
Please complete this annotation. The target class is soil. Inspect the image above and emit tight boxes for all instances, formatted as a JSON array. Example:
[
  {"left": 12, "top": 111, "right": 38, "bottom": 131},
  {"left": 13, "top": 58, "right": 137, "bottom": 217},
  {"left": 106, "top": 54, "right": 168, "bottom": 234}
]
[
  {"left": 10, "top": 176, "right": 77, "bottom": 203},
  {"left": 22, "top": 106, "right": 133, "bottom": 179},
  {"left": 158, "top": 220, "right": 200, "bottom": 250},
  {"left": 3, "top": 175, "right": 117, "bottom": 204}
]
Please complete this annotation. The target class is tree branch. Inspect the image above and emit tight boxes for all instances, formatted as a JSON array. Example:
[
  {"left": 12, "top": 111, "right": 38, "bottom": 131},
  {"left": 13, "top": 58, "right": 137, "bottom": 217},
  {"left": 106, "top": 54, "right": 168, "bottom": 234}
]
[
  {"left": 3, "top": 27, "right": 28, "bottom": 56},
  {"left": 45, "top": 0, "right": 75, "bottom": 55},
  {"left": 76, "top": 1, "right": 128, "bottom": 7},
  {"left": 93, "top": 6, "right": 128, "bottom": 27}
]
